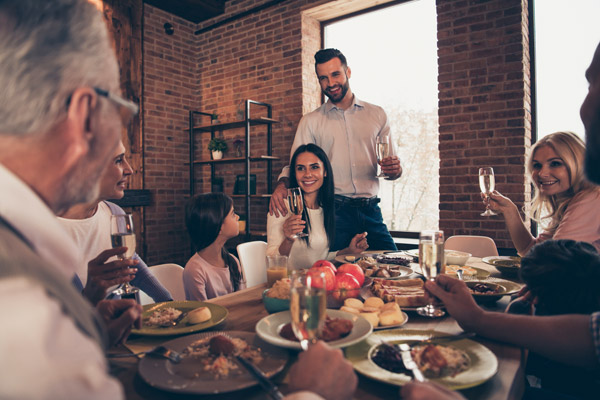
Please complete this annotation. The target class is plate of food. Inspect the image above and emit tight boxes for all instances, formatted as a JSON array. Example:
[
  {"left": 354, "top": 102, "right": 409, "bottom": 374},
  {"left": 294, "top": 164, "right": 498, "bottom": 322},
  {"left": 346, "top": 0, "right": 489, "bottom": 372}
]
[
  {"left": 138, "top": 331, "right": 288, "bottom": 394},
  {"left": 344, "top": 254, "right": 416, "bottom": 280},
  {"left": 442, "top": 265, "right": 491, "bottom": 280},
  {"left": 361, "top": 278, "right": 441, "bottom": 312},
  {"left": 334, "top": 251, "right": 387, "bottom": 264},
  {"left": 345, "top": 329, "right": 498, "bottom": 390},
  {"left": 131, "top": 301, "right": 228, "bottom": 336},
  {"left": 482, "top": 256, "right": 521, "bottom": 277},
  {"left": 255, "top": 309, "right": 372, "bottom": 350},
  {"left": 339, "top": 297, "right": 408, "bottom": 330},
  {"left": 466, "top": 278, "right": 524, "bottom": 303}
]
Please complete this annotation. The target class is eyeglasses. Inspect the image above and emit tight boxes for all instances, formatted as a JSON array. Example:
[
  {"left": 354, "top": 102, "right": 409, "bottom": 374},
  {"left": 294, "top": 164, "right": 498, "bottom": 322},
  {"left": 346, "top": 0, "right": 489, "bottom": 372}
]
[{"left": 93, "top": 87, "right": 139, "bottom": 126}]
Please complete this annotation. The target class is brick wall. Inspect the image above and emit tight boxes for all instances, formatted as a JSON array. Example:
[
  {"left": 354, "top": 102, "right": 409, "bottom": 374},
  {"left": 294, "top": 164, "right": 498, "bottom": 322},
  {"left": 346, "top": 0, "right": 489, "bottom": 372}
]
[
  {"left": 142, "top": 0, "right": 533, "bottom": 264},
  {"left": 143, "top": 6, "right": 197, "bottom": 265},
  {"left": 436, "top": 0, "right": 532, "bottom": 249}
]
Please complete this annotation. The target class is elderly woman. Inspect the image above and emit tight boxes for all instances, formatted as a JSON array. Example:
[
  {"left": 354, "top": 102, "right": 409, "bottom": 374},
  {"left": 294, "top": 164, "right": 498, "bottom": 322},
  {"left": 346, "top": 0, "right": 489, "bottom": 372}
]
[
  {"left": 488, "top": 131, "right": 600, "bottom": 255},
  {"left": 58, "top": 141, "right": 172, "bottom": 305}
]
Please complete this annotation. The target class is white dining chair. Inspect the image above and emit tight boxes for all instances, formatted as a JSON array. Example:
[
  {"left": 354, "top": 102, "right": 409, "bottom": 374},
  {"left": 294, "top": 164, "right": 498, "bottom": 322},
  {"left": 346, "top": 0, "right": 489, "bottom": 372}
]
[
  {"left": 139, "top": 263, "right": 186, "bottom": 305},
  {"left": 236, "top": 241, "right": 268, "bottom": 288},
  {"left": 445, "top": 235, "right": 499, "bottom": 258}
]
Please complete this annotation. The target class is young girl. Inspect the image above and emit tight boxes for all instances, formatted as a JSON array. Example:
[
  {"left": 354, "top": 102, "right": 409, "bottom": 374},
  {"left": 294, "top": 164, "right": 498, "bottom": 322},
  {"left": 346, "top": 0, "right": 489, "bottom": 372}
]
[
  {"left": 487, "top": 131, "right": 600, "bottom": 255},
  {"left": 183, "top": 193, "right": 246, "bottom": 300},
  {"left": 267, "top": 144, "right": 368, "bottom": 270}
]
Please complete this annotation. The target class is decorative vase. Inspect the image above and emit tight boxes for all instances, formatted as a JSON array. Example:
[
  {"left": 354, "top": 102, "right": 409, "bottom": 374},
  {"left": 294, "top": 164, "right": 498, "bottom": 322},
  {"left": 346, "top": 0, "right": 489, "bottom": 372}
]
[{"left": 212, "top": 150, "right": 223, "bottom": 160}]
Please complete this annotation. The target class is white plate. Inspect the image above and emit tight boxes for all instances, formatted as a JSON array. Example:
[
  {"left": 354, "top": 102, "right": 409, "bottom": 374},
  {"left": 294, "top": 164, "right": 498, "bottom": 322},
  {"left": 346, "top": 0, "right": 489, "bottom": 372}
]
[
  {"left": 345, "top": 329, "right": 498, "bottom": 390},
  {"left": 255, "top": 309, "right": 372, "bottom": 350},
  {"left": 373, "top": 312, "right": 409, "bottom": 330},
  {"left": 138, "top": 331, "right": 288, "bottom": 394}
]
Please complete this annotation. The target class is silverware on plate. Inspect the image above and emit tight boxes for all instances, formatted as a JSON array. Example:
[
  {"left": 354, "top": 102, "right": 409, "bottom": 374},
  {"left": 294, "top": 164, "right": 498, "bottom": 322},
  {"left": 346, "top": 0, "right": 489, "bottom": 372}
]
[
  {"left": 235, "top": 355, "right": 284, "bottom": 400},
  {"left": 107, "top": 345, "right": 182, "bottom": 363},
  {"left": 397, "top": 343, "right": 426, "bottom": 382}
]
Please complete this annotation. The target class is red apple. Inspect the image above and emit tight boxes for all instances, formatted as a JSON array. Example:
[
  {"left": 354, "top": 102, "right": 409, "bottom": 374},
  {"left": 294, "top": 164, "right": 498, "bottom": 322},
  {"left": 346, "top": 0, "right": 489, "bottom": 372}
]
[
  {"left": 306, "top": 267, "right": 336, "bottom": 291},
  {"left": 311, "top": 259, "right": 337, "bottom": 275},
  {"left": 337, "top": 263, "right": 365, "bottom": 286},
  {"left": 332, "top": 272, "right": 360, "bottom": 301}
]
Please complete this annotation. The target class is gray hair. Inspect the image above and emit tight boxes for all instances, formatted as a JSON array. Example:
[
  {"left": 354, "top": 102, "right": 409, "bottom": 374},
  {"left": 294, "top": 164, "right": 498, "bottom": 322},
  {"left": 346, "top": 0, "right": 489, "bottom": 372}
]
[{"left": 0, "top": 0, "right": 118, "bottom": 135}]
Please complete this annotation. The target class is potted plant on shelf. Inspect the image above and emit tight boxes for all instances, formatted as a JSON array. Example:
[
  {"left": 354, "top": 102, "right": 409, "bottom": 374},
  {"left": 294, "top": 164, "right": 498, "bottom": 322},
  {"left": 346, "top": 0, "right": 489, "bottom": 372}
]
[
  {"left": 211, "top": 112, "right": 219, "bottom": 125},
  {"left": 208, "top": 137, "right": 227, "bottom": 160}
]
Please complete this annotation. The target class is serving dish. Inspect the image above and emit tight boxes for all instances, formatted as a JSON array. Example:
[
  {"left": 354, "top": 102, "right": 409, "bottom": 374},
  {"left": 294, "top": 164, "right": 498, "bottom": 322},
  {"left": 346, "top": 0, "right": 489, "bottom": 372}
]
[{"left": 482, "top": 256, "right": 521, "bottom": 277}]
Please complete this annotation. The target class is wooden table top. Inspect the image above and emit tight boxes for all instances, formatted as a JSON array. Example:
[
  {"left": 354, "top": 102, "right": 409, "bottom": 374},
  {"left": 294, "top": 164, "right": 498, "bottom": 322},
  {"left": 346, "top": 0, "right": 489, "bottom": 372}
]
[{"left": 110, "top": 257, "right": 525, "bottom": 399}]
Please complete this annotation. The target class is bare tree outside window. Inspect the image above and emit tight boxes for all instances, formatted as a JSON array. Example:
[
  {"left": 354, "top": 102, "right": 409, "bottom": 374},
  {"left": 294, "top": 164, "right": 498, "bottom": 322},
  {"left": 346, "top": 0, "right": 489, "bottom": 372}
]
[{"left": 325, "top": 0, "right": 439, "bottom": 232}]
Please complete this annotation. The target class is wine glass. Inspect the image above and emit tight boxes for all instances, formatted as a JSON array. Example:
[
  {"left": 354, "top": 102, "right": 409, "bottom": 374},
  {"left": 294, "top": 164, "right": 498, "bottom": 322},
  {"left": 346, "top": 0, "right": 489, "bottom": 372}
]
[
  {"left": 376, "top": 134, "right": 390, "bottom": 178},
  {"left": 479, "top": 167, "right": 498, "bottom": 216},
  {"left": 290, "top": 270, "right": 327, "bottom": 351},
  {"left": 416, "top": 230, "right": 446, "bottom": 318},
  {"left": 110, "top": 214, "right": 140, "bottom": 302},
  {"left": 287, "top": 187, "right": 308, "bottom": 238}
]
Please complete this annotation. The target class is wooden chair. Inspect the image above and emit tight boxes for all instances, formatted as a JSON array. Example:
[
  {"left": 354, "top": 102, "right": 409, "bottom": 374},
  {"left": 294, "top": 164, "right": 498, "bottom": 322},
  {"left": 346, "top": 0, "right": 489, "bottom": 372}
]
[
  {"left": 445, "top": 235, "right": 499, "bottom": 258},
  {"left": 236, "top": 241, "right": 268, "bottom": 288},
  {"left": 139, "top": 263, "right": 185, "bottom": 305}
]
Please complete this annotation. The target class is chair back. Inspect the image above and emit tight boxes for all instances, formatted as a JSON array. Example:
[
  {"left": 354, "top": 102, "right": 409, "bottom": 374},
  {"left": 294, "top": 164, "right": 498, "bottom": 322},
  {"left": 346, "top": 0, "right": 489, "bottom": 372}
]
[
  {"left": 139, "top": 263, "right": 185, "bottom": 305},
  {"left": 445, "top": 235, "right": 499, "bottom": 258},
  {"left": 236, "top": 241, "right": 268, "bottom": 288}
]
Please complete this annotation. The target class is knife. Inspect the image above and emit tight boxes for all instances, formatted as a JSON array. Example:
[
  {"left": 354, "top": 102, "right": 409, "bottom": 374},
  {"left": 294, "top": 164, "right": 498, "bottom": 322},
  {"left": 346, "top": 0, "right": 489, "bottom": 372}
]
[
  {"left": 236, "top": 355, "right": 284, "bottom": 400},
  {"left": 398, "top": 343, "right": 426, "bottom": 382}
]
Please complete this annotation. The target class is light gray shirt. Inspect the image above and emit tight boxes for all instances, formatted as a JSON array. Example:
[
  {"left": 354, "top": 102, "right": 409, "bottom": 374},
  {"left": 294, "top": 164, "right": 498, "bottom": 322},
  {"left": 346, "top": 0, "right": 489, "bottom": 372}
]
[{"left": 279, "top": 97, "right": 396, "bottom": 198}]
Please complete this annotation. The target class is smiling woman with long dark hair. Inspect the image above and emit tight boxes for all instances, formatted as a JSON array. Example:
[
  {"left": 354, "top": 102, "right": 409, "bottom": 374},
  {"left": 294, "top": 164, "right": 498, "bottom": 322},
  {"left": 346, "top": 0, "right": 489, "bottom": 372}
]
[{"left": 266, "top": 144, "right": 368, "bottom": 270}]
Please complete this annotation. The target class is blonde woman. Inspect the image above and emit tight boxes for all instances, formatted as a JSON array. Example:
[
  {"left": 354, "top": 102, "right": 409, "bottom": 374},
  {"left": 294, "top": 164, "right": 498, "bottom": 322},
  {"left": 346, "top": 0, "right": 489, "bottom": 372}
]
[{"left": 487, "top": 131, "right": 600, "bottom": 255}]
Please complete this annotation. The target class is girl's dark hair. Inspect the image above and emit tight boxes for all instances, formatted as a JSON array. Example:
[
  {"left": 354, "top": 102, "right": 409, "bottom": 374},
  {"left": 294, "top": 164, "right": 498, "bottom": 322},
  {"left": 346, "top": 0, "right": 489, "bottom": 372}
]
[
  {"left": 521, "top": 239, "right": 600, "bottom": 315},
  {"left": 288, "top": 144, "right": 335, "bottom": 247},
  {"left": 184, "top": 193, "right": 242, "bottom": 291}
]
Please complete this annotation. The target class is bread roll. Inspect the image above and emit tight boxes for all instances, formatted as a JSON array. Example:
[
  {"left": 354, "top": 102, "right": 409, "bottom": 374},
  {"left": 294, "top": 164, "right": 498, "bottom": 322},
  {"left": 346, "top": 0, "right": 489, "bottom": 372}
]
[
  {"left": 340, "top": 306, "right": 360, "bottom": 314},
  {"left": 364, "top": 297, "right": 384, "bottom": 309},
  {"left": 188, "top": 306, "right": 212, "bottom": 324},
  {"left": 380, "top": 302, "right": 401, "bottom": 313},
  {"left": 379, "top": 310, "right": 405, "bottom": 326},
  {"left": 360, "top": 312, "right": 380, "bottom": 327},
  {"left": 343, "top": 298, "right": 364, "bottom": 310}
]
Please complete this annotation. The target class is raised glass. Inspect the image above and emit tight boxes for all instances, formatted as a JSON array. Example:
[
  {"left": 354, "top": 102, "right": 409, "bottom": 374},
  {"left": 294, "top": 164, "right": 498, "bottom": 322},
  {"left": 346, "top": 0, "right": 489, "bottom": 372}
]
[
  {"left": 110, "top": 214, "right": 140, "bottom": 302},
  {"left": 376, "top": 134, "right": 390, "bottom": 178},
  {"left": 479, "top": 167, "right": 497, "bottom": 216},
  {"left": 416, "top": 230, "right": 446, "bottom": 317},
  {"left": 287, "top": 187, "right": 308, "bottom": 238},
  {"left": 290, "top": 270, "right": 326, "bottom": 351}
]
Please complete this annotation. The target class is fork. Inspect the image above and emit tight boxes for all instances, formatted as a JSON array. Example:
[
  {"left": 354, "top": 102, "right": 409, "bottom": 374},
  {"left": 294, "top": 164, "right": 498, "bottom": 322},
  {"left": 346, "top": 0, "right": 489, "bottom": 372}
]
[{"left": 107, "top": 345, "right": 182, "bottom": 363}]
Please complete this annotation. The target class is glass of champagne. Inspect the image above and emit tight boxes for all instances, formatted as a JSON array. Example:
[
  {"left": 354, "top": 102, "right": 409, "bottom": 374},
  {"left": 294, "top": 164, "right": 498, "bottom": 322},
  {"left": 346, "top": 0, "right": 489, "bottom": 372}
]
[
  {"left": 376, "top": 134, "right": 390, "bottom": 178},
  {"left": 288, "top": 187, "right": 308, "bottom": 238},
  {"left": 110, "top": 214, "right": 140, "bottom": 302},
  {"left": 416, "top": 230, "right": 446, "bottom": 318},
  {"left": 479, "top": 167, "right": 498, "bottom": 216},
  {"left": 290, "top": 270, "right": 327, "bottom": 351}
]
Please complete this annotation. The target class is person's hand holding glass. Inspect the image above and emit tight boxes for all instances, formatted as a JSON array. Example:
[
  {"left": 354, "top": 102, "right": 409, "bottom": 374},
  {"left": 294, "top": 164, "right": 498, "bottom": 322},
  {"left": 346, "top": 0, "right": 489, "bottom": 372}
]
[
  {"left": 110, "top": 214, "right": 140, "bottom": 302},
  {"left": 479, "top": 167, "right": 498, "bottom": 216},
  {"left": 287, "top": 187, "right": 308, "bottom": 238},
  {"left": 416, "top": 230, "right": 446, "bottom": 318},
  {"left": 376, "top": 134, "right": 390, "bottom": 178},
  {"left": 290, "top": 270, "right": 326, "bottom": 351}
]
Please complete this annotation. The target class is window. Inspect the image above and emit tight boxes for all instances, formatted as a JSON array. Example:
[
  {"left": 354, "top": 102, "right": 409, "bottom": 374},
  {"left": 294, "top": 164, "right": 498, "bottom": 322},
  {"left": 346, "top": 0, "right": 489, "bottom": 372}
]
[
  {"left": 324, "top": 0, "right": 439, "bottom": 232},
  {"left": 534, "top": 0, "right": 600, "bottom": 140}
]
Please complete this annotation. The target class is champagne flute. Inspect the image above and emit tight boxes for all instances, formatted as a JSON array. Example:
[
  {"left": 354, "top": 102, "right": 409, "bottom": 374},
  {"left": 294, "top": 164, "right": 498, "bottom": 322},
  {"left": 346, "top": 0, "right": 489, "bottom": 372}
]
[
  {"left": 290, "top": 270, "right": 327, "bottom": 351},
  {"left": 376, "top": 134, "right": 390, "bottom": 178},
  {"left": 110, "top": 214, "right": 140, "bottom": 302},
  {"left": 416, "top": 230, "right": 446, "bottom": 318},
  {"left": 479, "top": 167, "right": 498, "bottom": 216},
  {"left": 287, "top": 187, "right": 308, "bottom": 238}
]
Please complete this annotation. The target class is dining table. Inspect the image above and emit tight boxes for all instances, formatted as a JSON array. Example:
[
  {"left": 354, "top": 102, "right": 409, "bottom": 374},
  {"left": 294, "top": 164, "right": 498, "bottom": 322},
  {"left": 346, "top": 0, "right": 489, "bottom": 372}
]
[{"left": 109, "top": 256, "right": 526, "bottom": 400}]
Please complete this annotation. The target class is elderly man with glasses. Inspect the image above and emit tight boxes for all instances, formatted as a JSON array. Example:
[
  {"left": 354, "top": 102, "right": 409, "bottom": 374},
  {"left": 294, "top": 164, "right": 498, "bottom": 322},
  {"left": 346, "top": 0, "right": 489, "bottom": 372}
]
[{"left": 0, "top": 1, "right": 141, "bottom": 397}]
